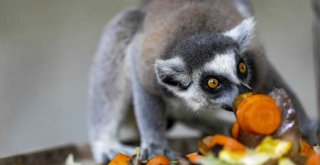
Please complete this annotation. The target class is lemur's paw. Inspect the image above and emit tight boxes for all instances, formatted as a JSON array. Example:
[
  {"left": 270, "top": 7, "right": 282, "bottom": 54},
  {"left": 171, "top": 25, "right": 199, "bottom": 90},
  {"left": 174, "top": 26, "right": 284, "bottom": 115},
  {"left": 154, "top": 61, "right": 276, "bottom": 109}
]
[
  {"left": 140, "top": 143, "right": 180, "bottom": 160},
  {"left": 92, "top": 140, "right": 135, "bottom": 163}
]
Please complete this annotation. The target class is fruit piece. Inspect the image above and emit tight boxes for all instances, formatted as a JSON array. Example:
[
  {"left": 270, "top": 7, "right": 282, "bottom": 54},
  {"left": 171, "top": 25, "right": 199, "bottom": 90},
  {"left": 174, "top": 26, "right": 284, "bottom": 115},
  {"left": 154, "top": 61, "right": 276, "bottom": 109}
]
[
  {"left": 231, "top": 122, "right": 240, "bottom": 139},
  {"left": 186, "top": 152, "right": 203, "bottom": 164},
  {"left": 146, "top": 155, "right": 170, "bottom": 165},
  {"left": 300, "top": 140, "right": 315, "bottom": 157},
  {"left": 199, "top": 135, "right": 246, "bottom": 155},
  {"left": 108, "top": 153, "right": 132, "bottom": 165},
  {"left": 237, "top": 94, "right": 281, "bottom": 135},
  {"left": 278, "top": 157, "right": 295, "bottom": 165},
  {"left": 219, "top": 149, "right": 269, "bottom": 165},
  {"left": 305, "top": 153, "right": 320, "bottom": 165},
  {"left": 255, "top": 136, "right": 292, "bottom": 159}
]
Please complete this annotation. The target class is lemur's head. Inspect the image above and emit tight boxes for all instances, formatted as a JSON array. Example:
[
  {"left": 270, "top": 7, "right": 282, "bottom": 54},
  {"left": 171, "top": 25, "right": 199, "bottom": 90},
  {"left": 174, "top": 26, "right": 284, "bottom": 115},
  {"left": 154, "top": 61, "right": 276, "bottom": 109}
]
[{"left": 155, "top": 18, "right": 256, "bottom": 111}]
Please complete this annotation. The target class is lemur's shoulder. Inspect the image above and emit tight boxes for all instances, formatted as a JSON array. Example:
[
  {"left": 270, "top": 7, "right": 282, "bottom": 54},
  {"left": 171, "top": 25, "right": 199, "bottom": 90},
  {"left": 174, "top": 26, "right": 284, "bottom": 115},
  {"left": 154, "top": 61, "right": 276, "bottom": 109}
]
[{"left": 134, "top": 0, "right": 245, "bottom": 95}]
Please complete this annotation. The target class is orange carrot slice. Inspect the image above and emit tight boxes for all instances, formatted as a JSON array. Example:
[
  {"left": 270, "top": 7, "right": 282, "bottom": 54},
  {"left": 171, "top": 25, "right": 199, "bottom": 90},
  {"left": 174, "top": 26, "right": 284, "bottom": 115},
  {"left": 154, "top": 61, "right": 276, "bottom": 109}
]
[
  {"left": 231, "top": 122, "right": 240, "bottom": 139},
  {"left": 146, "top": 155, "right": 170, "bottom": 165},
  {"left": 237, "top": 94, "right": 281, "bottom": 135},
  {"left": 108, "top": 153, "right": 132, "bottom": 165},
  {"left": 199, "top": 135, "right": 246, "bottom": 155},
  {"left": 300, "top": 140, "right": 315, "bottom": 157},
  {"left": 305, "top": 153, "right": 320, "bottom": 165},
  {"left": 186, "top": 152, "right": 202, "bottom": 164}
]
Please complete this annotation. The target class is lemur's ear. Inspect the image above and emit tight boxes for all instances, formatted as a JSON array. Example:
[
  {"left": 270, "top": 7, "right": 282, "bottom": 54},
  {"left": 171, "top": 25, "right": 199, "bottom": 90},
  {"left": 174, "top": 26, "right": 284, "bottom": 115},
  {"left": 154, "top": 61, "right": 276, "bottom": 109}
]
[
  {"left": 155, "top": 57, "right": 191, "bottom": 90},
  {"left": 224, "top": 17, "right": 256, "bottom": 52}
]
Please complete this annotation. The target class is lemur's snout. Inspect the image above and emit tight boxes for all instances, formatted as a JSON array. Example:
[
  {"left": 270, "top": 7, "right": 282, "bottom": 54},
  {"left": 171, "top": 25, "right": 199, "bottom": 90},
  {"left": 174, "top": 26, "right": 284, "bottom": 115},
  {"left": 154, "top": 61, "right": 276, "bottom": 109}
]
[{"left": 238, "top": 83, "right": 253, "bottom": 94}]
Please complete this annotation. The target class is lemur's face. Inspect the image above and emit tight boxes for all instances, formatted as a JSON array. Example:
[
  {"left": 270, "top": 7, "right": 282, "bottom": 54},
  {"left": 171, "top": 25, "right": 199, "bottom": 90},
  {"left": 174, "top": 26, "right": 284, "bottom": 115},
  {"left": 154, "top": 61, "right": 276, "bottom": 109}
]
[{"left": 155, "top": 18, "right": 255, "bottom": 111}]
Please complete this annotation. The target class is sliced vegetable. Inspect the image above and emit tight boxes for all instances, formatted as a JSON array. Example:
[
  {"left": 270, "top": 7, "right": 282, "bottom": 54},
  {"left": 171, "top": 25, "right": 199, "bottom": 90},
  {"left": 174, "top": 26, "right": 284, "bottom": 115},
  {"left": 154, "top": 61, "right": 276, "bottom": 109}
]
[
  {"left": 108, "top": 153, "right": 132, "bottom": 165},
  {"left": 231, "top": 122, "right": 240, "bottom": 139},
  {"left": 199, "top": 135, "right": 246, "bottom": 155},
  {"left": 300, "top": 140, "right": 315, "bottom": 157},
  {"left": 255, "top": 136, "right": 292, "bottom": 159},
  {"left": 237, "top": 94, "right": 281, "bottom": 135},
  {"left": 186, "top": 152, "right": 203, "bottom": 164},
  {"left": 219, "top": 149, "right": 269, "bottom": 165},
  {"left": 305, "top": 153, "right": 320, "bottom": 165},
  {"left": 146, "top": 155, "right": 170, "bottom": 165},
  {"left": 278, "top": 157, "right": 296, "bottom": 165}
]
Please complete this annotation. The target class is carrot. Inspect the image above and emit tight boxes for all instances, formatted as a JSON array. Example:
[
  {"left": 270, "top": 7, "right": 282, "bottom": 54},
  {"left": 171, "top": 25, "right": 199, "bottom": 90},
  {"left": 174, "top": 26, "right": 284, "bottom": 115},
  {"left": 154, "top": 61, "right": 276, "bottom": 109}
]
[
  {"left": 236, "top": 94, "right": 281, "bottom": 135},
  {"left": 231, "top": 122, "right": 240, "bottom": 139},
  {"left": 146, "top": 155, "right": 170, "bottom": 165},
  {"left": 300, "top": 140, "right": 315, "bottom": 157},
  {"left": 108, "top": 153, "right": 132, "bottom": 165},
  {"left": 305, "top": 153, "right": 320, "bottom": 165},
  {"left": 199, "top": 135, "right": 246, "bottom": 155},
  {"left": 186, "top": 152, "right": 202, "bottom": 164}
]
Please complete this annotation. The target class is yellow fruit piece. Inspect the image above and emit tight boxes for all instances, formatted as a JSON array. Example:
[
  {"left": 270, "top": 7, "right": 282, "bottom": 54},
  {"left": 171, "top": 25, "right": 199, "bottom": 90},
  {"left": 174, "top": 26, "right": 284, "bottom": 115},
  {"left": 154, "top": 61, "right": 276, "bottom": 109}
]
[
  {"left": 219, "top": 150, "right": 270, "bottom": 165},
  {"left": 278, "top": 158, "right": 296, "bottom": 165},
  {"left": 255, "top": 137, "right": 292, "bottom": 159}
]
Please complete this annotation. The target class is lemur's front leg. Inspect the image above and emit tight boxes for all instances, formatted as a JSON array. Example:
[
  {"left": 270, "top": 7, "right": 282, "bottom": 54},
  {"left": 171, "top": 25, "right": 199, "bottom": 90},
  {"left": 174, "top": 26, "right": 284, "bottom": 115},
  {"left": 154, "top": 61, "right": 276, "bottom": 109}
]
[{"left": 130, "top": 60, "right": 177, "bottom": 160}]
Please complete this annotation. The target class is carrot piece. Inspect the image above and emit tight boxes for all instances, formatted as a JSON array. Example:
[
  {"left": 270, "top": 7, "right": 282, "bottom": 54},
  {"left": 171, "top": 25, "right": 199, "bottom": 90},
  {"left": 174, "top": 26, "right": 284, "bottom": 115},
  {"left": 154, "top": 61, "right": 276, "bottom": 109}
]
[
  {"left": 199, "top": 135, "right": 246, "bottom": 155},
  {"left": 231, "top": 122, "right": 240, "bottom": 139},
  {"left": 108, "top": 153, "right": 132, "bottom": 165},
  {"left": 186, "top": 152, "right": 202, "bottom": 164},
  {"left": 236, "top": 94, "right": 281, "bottom": 135},
  {"left": 300, "top": 140, "right": 315, "bottom": 157},
  {"left": 146, "top": 155, "right": 170, "bottom": 165},
  {"left": 305, "top": 153, "right": 320, "bottom": 165}
]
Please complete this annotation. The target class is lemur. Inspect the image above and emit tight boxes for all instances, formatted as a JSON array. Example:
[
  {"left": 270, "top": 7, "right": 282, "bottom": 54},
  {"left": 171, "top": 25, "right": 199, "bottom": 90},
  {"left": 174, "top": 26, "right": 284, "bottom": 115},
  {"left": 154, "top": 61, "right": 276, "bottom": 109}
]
[{"left": 89, "top": 0, "right": 318, "bottom": 163}]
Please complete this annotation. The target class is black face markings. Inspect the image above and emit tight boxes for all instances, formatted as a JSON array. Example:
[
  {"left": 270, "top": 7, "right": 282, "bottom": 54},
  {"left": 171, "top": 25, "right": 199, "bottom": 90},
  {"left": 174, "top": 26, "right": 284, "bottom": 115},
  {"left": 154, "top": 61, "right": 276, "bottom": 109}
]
[
  {"left": 169, "top": 33, "right": 239, "bottom": 70},
  {"left": 200, "top": 72, "right": 233, "bottom": 98},
  {"left": 160, "top": 75, "right": 190, "bottom": 90},
  {"left": 235, "top": 50, "right": 254, "bottom": 84},
  {"left": 237, "top": 58, "right": 248, "bottom": 79},
  {"left": 221, "top": 104, "right": 233, "bottom": 112},
  {"left": 155, "top": 58, "right": 191, "bottom": 90}
]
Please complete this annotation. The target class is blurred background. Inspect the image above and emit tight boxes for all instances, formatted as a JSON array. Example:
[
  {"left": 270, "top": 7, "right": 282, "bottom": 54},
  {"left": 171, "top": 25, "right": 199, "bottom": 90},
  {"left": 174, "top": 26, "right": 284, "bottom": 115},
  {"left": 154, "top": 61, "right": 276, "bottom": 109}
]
[{"left": 0, "top": 0, "right": 317, "bottom": 157}]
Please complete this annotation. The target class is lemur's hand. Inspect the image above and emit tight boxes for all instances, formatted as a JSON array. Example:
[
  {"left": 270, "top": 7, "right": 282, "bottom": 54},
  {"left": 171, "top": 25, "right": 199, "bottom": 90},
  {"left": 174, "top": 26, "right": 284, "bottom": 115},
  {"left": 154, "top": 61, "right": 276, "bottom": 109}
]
[
  {"left": 91, "top": 140, "right": 135, "bottom": 163},
  {"left": 140, "top": 142, "right": 179, "bottom": 160}
]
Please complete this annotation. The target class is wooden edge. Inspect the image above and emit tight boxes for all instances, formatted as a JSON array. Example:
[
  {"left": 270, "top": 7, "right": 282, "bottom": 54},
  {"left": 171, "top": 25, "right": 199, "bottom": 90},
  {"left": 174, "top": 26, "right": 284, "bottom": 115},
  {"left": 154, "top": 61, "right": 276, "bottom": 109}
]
[
  {"left": 0, "top": 144, "right": 91, "bottom": 165},
  {"left": 0, "top": 138, "right": 199, "bottom": 165}
]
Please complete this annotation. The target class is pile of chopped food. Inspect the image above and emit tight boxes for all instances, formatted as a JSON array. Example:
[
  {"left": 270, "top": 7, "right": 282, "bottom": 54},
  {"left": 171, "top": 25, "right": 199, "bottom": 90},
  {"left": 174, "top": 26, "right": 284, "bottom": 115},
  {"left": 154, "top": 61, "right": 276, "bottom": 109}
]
[{"left": 109, "top": 89, "right": 320, "bottom": 165}]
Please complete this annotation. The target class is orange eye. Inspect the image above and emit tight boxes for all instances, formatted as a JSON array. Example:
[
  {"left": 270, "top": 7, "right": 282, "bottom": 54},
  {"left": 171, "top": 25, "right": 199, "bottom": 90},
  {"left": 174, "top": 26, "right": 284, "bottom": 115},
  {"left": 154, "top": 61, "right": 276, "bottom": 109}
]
[
  {"left": 239, "top": 62, "right": 247, "bottom": 74},
  {"left": 207, "top": 78, "right": 219, "bottom": 89}
]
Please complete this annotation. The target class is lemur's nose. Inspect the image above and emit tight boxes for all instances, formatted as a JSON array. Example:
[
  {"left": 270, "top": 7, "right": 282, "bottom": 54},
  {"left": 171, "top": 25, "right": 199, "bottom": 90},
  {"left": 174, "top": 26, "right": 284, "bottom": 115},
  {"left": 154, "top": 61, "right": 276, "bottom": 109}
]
[{"left": 238, "top": 83, "right": 253, "bottom": 94}]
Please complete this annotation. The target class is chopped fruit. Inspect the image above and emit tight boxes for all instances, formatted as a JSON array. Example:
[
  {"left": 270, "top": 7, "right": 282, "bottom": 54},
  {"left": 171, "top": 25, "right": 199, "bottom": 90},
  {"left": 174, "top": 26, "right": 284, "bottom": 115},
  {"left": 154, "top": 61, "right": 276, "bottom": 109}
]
[
  {"left": 278, "top": 158, "right": 295, "bottom": 165},
  {"left": 186, "top": 152, "right": 203, "bottom": 164},
  {"left": 231, "top": 122, "right": 240, "bottom": 139},
  {"left": 236, "top": 94, "right": 282, "bottom": 135},
  {"left": 219, "top": 149, "right": 270, "bottom": 165},
  {"left": 300, "top": 140, "right": 315, "bottom": 157},
  {"left": 146, "top": 155, "right": 170, "bottom": 165},
  {"left": 108, "top": 153, "right": 132, "bottom": 165},
  {"left": 255, "top": 137, "right": 292, "bottom": 159},
  {"left": 199, "top": 135, "right": 246, "bottom": 155},
  {"left": 305, "top": 154, "right": 320, "bottom": 165}
]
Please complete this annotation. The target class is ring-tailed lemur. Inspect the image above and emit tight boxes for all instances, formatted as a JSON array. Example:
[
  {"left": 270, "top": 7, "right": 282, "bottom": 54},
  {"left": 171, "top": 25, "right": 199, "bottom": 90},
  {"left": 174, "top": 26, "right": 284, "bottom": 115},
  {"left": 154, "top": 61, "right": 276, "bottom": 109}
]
[{"left": 89, "top": 0, "right": 318, "bottom": 163}]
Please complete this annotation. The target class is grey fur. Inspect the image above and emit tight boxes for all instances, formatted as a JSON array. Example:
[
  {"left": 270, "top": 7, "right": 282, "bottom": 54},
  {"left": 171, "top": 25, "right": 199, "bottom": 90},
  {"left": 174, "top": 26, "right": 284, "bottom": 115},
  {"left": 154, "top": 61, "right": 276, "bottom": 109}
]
[
  {"left": 89, "top": 7, "right": 144, "bottom": 162},
  {"left": 90, "top": 0, "right": 317, "bottom": 163}
]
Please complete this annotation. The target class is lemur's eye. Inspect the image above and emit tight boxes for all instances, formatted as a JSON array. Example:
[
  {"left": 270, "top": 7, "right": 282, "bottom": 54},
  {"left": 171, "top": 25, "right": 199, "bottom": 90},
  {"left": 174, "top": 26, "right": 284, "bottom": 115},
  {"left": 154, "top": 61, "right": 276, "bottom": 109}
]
[
  {"left": 239, "top": 62, "right": 247, "bottom": 74},
  {"left": 207, "top": 78, "right": 219, "bottom": 89}
]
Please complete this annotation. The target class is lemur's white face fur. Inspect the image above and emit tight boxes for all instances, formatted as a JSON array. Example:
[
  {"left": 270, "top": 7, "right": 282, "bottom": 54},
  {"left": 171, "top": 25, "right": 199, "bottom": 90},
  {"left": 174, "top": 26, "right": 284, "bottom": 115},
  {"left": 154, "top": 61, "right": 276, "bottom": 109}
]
[{"left": 155, "top": 18, "right": 255, "bottom": 111}]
